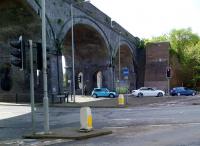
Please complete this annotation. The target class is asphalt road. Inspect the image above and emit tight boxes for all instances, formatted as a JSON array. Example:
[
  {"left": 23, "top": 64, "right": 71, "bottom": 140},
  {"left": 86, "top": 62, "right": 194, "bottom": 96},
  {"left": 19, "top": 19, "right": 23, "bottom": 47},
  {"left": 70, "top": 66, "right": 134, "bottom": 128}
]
[{"left": 1, "top": 96, "right": 200, "bottom": 145}]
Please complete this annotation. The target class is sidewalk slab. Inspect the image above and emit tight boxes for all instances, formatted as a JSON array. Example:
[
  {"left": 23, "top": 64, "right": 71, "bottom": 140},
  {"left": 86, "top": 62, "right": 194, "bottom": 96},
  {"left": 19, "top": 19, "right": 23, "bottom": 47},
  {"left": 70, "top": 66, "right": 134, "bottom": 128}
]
[
  {"left": 24, "top": 127, "right": 112, "bottom": 140},
  {"left": 0, "top": 102, "right": 29, "bottom": 106}
]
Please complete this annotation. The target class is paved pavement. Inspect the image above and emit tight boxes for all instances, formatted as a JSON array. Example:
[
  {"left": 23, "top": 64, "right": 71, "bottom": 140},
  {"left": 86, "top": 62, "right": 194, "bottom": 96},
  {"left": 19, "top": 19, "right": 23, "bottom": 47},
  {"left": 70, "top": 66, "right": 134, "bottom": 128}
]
[{"left": 66, "top": 95, "right": 110, "bottom": 103}]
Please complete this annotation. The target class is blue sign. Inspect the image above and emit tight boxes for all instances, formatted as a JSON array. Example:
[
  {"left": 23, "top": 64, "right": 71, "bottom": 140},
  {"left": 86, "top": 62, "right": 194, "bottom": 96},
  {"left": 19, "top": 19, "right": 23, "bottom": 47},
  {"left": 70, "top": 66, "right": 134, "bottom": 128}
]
[{"left": 122, "top": 67, "right": 129, "bottom": 76}]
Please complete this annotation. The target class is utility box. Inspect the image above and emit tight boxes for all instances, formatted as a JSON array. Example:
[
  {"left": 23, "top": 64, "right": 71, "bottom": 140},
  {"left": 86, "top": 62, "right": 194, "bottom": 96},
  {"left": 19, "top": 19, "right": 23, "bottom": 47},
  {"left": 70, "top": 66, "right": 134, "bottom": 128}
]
[{"left": 80, "top": 107, "right": 93, "bottom": 132}]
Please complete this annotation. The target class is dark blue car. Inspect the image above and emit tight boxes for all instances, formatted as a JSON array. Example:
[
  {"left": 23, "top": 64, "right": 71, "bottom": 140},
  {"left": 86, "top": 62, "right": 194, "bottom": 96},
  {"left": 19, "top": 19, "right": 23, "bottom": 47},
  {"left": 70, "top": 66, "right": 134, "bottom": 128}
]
[{"left": 170, "top": 87, "right": 196, "bottom": 96}]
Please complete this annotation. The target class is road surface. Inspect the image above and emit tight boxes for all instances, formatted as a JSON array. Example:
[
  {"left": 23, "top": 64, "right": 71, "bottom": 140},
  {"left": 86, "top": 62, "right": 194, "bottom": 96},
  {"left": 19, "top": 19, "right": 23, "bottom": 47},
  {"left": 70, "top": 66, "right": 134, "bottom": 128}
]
[{"left": 1, "top": 96, "right": 200, "bottom": 145}]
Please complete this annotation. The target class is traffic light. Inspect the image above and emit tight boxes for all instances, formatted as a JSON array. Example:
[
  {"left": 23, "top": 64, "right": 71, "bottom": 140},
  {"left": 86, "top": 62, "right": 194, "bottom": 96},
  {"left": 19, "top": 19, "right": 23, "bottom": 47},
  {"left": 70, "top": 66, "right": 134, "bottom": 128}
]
[
  {"left": 78, "top": 75, "right": 82, "bottom": 83},
  {"left": 166, "top": 67, "right": 171, "bottom": 78},
  {"left": 36, "top": 43, "right": 43, "bottom": 70},
  {"left": 10, "top": 37, "right": 26, "bottom": 69}
]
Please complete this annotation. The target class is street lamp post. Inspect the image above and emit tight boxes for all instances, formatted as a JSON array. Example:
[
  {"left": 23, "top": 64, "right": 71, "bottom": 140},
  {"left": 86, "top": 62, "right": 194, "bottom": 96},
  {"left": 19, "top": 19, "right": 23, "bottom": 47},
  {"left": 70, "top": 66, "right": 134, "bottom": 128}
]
[
  {"left": 70, "top": 3, "right": 75, "bottom": 103},
  {"left": 70, "top": 0, "right": 90, "bottom": 103},
  {"left": 118, "top": 32, "right": 121, "bottom": 82},
  {"left": 42, "top": 0, "right": 49, "bottom": 133}
]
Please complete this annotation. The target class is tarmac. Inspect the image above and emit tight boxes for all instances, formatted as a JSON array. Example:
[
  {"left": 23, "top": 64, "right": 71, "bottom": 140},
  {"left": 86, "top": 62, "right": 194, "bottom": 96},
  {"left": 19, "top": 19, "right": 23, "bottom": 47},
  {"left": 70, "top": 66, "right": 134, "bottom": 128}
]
[
  {"left": 50, "top": 94, "right": 189, "bottom": 108},
  {"left": 2, "top": 95, "right": 197, "bottom": 140}
]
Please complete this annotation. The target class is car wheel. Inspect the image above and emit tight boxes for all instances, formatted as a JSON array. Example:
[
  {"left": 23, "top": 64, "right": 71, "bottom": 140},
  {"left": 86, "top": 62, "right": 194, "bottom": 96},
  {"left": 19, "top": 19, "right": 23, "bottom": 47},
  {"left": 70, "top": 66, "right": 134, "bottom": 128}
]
[
  {"left": 137, "top": 93, "right": 143, "bottom": 97},
  {"left": 109, "top": 94, "right": 114, "bottom": 98},
  {"left": 93, "top": 94, "right": 98, "bottom": 98},
  {"left": 192, "top": 92, "right": 195, "bottom": 96},
  {"left": 157, "top": 92, "right": 163, "bottom": 97},
  {"left": 177, "top": 93, "right": 181, "bottom": 96}
]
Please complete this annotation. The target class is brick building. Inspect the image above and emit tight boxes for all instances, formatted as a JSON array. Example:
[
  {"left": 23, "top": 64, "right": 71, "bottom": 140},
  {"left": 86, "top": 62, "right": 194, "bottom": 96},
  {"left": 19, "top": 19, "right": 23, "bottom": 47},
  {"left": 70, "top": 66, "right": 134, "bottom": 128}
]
[{"left": 144, "top": 42, "right": 171, "bottom": 93}]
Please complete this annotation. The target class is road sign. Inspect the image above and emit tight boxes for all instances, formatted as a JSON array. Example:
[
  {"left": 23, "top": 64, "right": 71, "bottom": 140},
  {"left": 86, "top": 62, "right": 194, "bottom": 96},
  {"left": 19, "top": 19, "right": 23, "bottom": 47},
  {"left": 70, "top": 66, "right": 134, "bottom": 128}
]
[{"left": 122, "top": 67, "right": 129, "bottom": 76}]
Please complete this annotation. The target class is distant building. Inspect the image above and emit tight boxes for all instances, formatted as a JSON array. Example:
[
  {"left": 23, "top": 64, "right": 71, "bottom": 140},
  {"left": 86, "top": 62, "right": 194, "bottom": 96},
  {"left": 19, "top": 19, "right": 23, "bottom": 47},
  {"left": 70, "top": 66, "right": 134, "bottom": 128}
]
[{"left": 144, "top": 42, "right": 171, "bottom": 93}]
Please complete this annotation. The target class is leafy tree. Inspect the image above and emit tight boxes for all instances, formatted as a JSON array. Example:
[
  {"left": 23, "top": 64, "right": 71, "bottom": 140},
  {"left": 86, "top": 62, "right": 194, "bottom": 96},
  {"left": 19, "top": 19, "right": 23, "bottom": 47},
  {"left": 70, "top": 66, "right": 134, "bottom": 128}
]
[
  {"left": 169, "top": 28, "right": 199, "bottom": 63},
  {"left": 184, "top": 41, "right": 200, "bottom": 87},
  {"left": 149, "top": 35, "right": 168, "bottom": 43}
]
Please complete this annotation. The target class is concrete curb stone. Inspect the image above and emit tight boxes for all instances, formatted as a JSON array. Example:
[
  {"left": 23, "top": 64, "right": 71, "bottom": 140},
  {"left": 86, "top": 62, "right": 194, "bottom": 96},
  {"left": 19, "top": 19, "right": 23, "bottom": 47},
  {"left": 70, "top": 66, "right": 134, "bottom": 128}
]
[{"left": 23, "top": 128, "right": 112, "bottom": 140}]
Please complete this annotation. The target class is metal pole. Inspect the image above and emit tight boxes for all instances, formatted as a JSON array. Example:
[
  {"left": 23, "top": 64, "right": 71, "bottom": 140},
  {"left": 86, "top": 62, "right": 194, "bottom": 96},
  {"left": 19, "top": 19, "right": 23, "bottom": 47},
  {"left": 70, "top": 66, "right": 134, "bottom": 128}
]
[
  {"left": 82, "top": 74, "right": 84, "bottom": 95},
  {"left": 167, "top": 47, "right": 170, "bottom": 95},
  {"left": 118, "top": 34, "right": 121, "bottom": 81},
  {"left": 19, "top": 36, "right": 23, "bottom": 70},
  {"left": 42, "top": 0, "right": 49, "bottom": 133},
  {"left": 29, "top": 40, "right": 36, "bottom": 133},
  {"left": 71, "top": 4, "right": 76, "bottom": 103},
  {"left": 70, "top": 81, "right": 72, "bottom": 101},
  {"left": 167, "top": 78, "right": 170, "bottom": 96}
]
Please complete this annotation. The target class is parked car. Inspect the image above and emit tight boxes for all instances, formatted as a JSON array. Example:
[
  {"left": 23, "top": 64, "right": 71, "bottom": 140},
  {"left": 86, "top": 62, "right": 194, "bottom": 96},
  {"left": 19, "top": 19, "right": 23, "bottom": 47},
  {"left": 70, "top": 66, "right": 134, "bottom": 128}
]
[
  {"left": 132, "top": 87, "right": 165, "bottom": 97},
  {"left": 91, "top": 88, "right": 118, "bottom": 98},
  {"left": 170, "top": 87, "right": 196, "bottom": 96}
]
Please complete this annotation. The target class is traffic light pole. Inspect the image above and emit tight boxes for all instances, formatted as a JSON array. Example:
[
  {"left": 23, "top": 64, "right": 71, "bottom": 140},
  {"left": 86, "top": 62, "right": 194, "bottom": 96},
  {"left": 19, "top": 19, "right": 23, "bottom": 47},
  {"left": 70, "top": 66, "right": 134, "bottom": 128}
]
[
  {"left": 167, "top": 78, "right": 170, "bottom": 96},
  {"left": 42, "top": 0, "right": 50, "bottom": 133},
  {"left": 19, "top": 36, "right": 23, "bottom": 70},
  {"left": 29, "top": 40, "right": 36, "bottom": 133}
]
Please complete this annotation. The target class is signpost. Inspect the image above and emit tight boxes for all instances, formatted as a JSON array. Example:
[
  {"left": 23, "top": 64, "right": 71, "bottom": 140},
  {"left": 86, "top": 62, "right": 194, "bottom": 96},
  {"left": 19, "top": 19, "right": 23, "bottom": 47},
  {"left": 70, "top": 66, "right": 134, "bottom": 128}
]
[{"left": 122, "top": 67, "right": 129, "bottom": 79}]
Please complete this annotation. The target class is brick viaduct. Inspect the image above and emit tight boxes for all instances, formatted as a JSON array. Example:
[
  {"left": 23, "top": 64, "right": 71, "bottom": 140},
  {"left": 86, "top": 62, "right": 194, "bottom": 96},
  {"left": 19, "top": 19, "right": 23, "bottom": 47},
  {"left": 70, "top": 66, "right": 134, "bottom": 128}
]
[{"left": 0, "top": 0, "right": 144, "bottom": 101}]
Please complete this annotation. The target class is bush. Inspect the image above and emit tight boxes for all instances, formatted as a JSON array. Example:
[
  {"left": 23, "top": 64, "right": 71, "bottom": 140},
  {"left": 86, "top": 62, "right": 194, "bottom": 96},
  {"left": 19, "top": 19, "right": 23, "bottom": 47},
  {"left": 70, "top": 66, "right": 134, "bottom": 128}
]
[{"left": 116, "top": 87, "right": 129, "bottom": 94}]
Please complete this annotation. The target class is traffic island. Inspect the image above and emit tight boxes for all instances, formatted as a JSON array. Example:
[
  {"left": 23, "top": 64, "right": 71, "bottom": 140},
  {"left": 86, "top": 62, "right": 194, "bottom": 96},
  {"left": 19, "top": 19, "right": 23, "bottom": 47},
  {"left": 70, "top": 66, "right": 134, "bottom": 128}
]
[{"left": 23, "top": 127, "right": 112, "bottom": 140}]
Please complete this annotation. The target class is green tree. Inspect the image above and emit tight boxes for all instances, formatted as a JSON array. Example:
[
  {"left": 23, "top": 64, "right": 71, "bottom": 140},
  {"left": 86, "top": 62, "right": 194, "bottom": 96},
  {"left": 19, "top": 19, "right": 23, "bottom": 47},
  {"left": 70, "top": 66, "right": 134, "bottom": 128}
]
[
  {"left": 149, "top": 35, "right": 168, "bottom": 42},
  {"left": 169, "top": 28, "right": 199, "bottom": 63},
  {"left": 184, "top": 41, "right": 200, "bottom": 87}
]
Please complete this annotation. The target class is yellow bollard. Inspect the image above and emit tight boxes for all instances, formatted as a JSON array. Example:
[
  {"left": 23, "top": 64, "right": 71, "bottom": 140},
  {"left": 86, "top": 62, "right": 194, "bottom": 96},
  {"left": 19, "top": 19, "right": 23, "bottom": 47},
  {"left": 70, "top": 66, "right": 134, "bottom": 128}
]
[
  {"left": 80, "top": 107, "right": 93, "bottom": 132},
  {"left": 118, "top": 94, "right": 125, "bottom": 105}
]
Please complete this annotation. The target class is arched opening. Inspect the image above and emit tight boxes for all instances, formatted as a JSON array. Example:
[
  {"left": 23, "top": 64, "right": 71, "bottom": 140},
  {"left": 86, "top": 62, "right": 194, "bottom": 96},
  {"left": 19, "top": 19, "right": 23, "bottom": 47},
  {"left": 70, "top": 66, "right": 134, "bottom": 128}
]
[
  {"left": 96, "top": 71, "right": 102, "bottom": 88},
  {"left": 96, "top": 71, "right": 103, "bottom": 88},
  {"left": 63, "top": 24, "right": 110, "bottom": 94},
  {"left": 114, "top": 44, "right": 136, "bottom": 91},
  {"left": 92, "top": 71, "right": 103, "bottom": 89},
  {"left": 62, "top": 55, "right": 67, "bottom": 89}
]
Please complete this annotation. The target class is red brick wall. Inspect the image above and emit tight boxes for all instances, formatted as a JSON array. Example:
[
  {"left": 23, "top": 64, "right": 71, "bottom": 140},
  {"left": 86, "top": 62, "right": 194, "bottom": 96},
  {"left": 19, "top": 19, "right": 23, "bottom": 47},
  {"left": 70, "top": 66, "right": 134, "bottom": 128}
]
[{"left": 144, "top": 42, "right": 170, "bottom": 91}]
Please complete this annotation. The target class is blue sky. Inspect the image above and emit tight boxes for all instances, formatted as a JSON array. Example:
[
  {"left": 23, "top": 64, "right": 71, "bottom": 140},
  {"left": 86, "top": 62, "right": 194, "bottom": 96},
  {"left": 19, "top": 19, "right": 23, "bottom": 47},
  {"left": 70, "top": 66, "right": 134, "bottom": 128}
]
[{"left": 90, "top": 0, "right": 200, "bottom": 39}]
